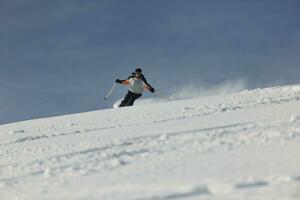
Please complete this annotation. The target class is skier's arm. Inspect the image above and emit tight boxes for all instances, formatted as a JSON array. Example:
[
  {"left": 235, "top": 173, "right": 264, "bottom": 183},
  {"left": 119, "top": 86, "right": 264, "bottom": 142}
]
[
  {"left": 143, "top": 83, "right": 155, "bottom": 93},
  {"left": 141, "top": 75, "right": 155, "bottom": 92},
  {"left": 115, "top": 79, "right": 129, "bottom": 84},
  {"left": 141, "top": 75, "right": 148, "bottom": 84}
]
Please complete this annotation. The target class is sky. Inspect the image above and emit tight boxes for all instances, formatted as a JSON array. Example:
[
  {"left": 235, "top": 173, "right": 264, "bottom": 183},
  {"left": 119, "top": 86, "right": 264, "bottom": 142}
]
[{"left": 1, "top": 0, "right": 300, "bottom": 124}]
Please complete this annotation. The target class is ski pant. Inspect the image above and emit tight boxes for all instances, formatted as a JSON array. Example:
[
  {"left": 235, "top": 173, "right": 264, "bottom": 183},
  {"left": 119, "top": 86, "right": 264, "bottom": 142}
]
[{"left": 119, "top": 91, "right": 142, "bottom": 107}]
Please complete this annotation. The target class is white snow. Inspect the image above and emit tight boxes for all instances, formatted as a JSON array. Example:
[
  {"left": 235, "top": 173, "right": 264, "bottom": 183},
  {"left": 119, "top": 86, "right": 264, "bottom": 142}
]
[{"left": 1, "top": 85, "right": 300, "bottom": 200}]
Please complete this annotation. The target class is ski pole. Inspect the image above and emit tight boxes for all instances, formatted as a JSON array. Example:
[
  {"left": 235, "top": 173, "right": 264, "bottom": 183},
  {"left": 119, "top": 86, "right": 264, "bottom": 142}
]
[{"left": 104, "top": 83, "right": 117, "bottom": 100}]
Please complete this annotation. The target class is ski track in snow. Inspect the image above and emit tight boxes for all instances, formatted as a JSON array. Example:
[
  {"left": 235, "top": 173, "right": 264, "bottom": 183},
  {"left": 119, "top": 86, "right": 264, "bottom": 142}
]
[{"left": 0, "top": 85, "right": 300, "bottom": 199}]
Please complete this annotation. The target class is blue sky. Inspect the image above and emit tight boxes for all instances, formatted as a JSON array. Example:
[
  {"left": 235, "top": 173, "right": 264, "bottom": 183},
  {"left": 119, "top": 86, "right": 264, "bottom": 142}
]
[{"left": 1, "top": 0, "right": 300, "bottom": 124}]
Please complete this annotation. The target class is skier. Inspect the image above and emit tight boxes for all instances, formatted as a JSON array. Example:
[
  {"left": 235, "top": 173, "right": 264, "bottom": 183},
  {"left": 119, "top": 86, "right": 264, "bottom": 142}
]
[{"left": 115, "top": 68, "right": 155, "bottom": 107}]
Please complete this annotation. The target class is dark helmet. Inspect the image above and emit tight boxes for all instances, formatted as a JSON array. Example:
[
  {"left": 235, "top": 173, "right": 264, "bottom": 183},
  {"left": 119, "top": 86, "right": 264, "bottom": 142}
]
[{"left": 135, "top": 68, "right": 142, "bottom": 73}]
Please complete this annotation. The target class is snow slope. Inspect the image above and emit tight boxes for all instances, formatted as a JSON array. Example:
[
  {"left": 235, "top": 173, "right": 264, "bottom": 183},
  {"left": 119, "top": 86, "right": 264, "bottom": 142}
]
[{"left": 1, "top": 85, "right": 300, "bottom": 200}]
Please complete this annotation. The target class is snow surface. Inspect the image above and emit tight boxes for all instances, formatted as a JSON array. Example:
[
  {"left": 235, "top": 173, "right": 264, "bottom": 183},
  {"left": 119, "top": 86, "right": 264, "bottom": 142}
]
[{"left": 1, "top": 85, "right": 300, "bottom": 200}]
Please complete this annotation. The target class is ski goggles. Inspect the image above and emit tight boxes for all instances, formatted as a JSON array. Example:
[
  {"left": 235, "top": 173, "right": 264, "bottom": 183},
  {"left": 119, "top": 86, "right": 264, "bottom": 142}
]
[{"left": 134, "top": 73, "right": 142, "bottom": 78}]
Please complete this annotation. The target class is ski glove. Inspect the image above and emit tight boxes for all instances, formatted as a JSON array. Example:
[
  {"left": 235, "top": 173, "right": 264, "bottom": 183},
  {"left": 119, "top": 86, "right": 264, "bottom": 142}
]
[
  {"left": 149, "top": 87, "right": 155, "bottom": 93},
  {"left": 115, "top": 79, "right": 122, "bottom": 84}
]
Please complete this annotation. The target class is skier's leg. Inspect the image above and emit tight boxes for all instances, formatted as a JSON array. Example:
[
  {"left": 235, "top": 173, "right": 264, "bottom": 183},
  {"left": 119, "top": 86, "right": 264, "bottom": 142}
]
[
  {"left": 127, "top": 93, "right": 142, "bottom": 106},
  {"left": 125, "top": 95, "right": 135, "bottom": 106},
  {"left": 119, "top": 91, "right": 132, "bottom": 107}
]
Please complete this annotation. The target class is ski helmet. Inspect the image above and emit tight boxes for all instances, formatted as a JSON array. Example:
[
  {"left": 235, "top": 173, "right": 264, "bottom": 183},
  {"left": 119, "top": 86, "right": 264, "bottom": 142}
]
[{"left": 135, "top": 68, "right": 142, "bottom": 73}]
